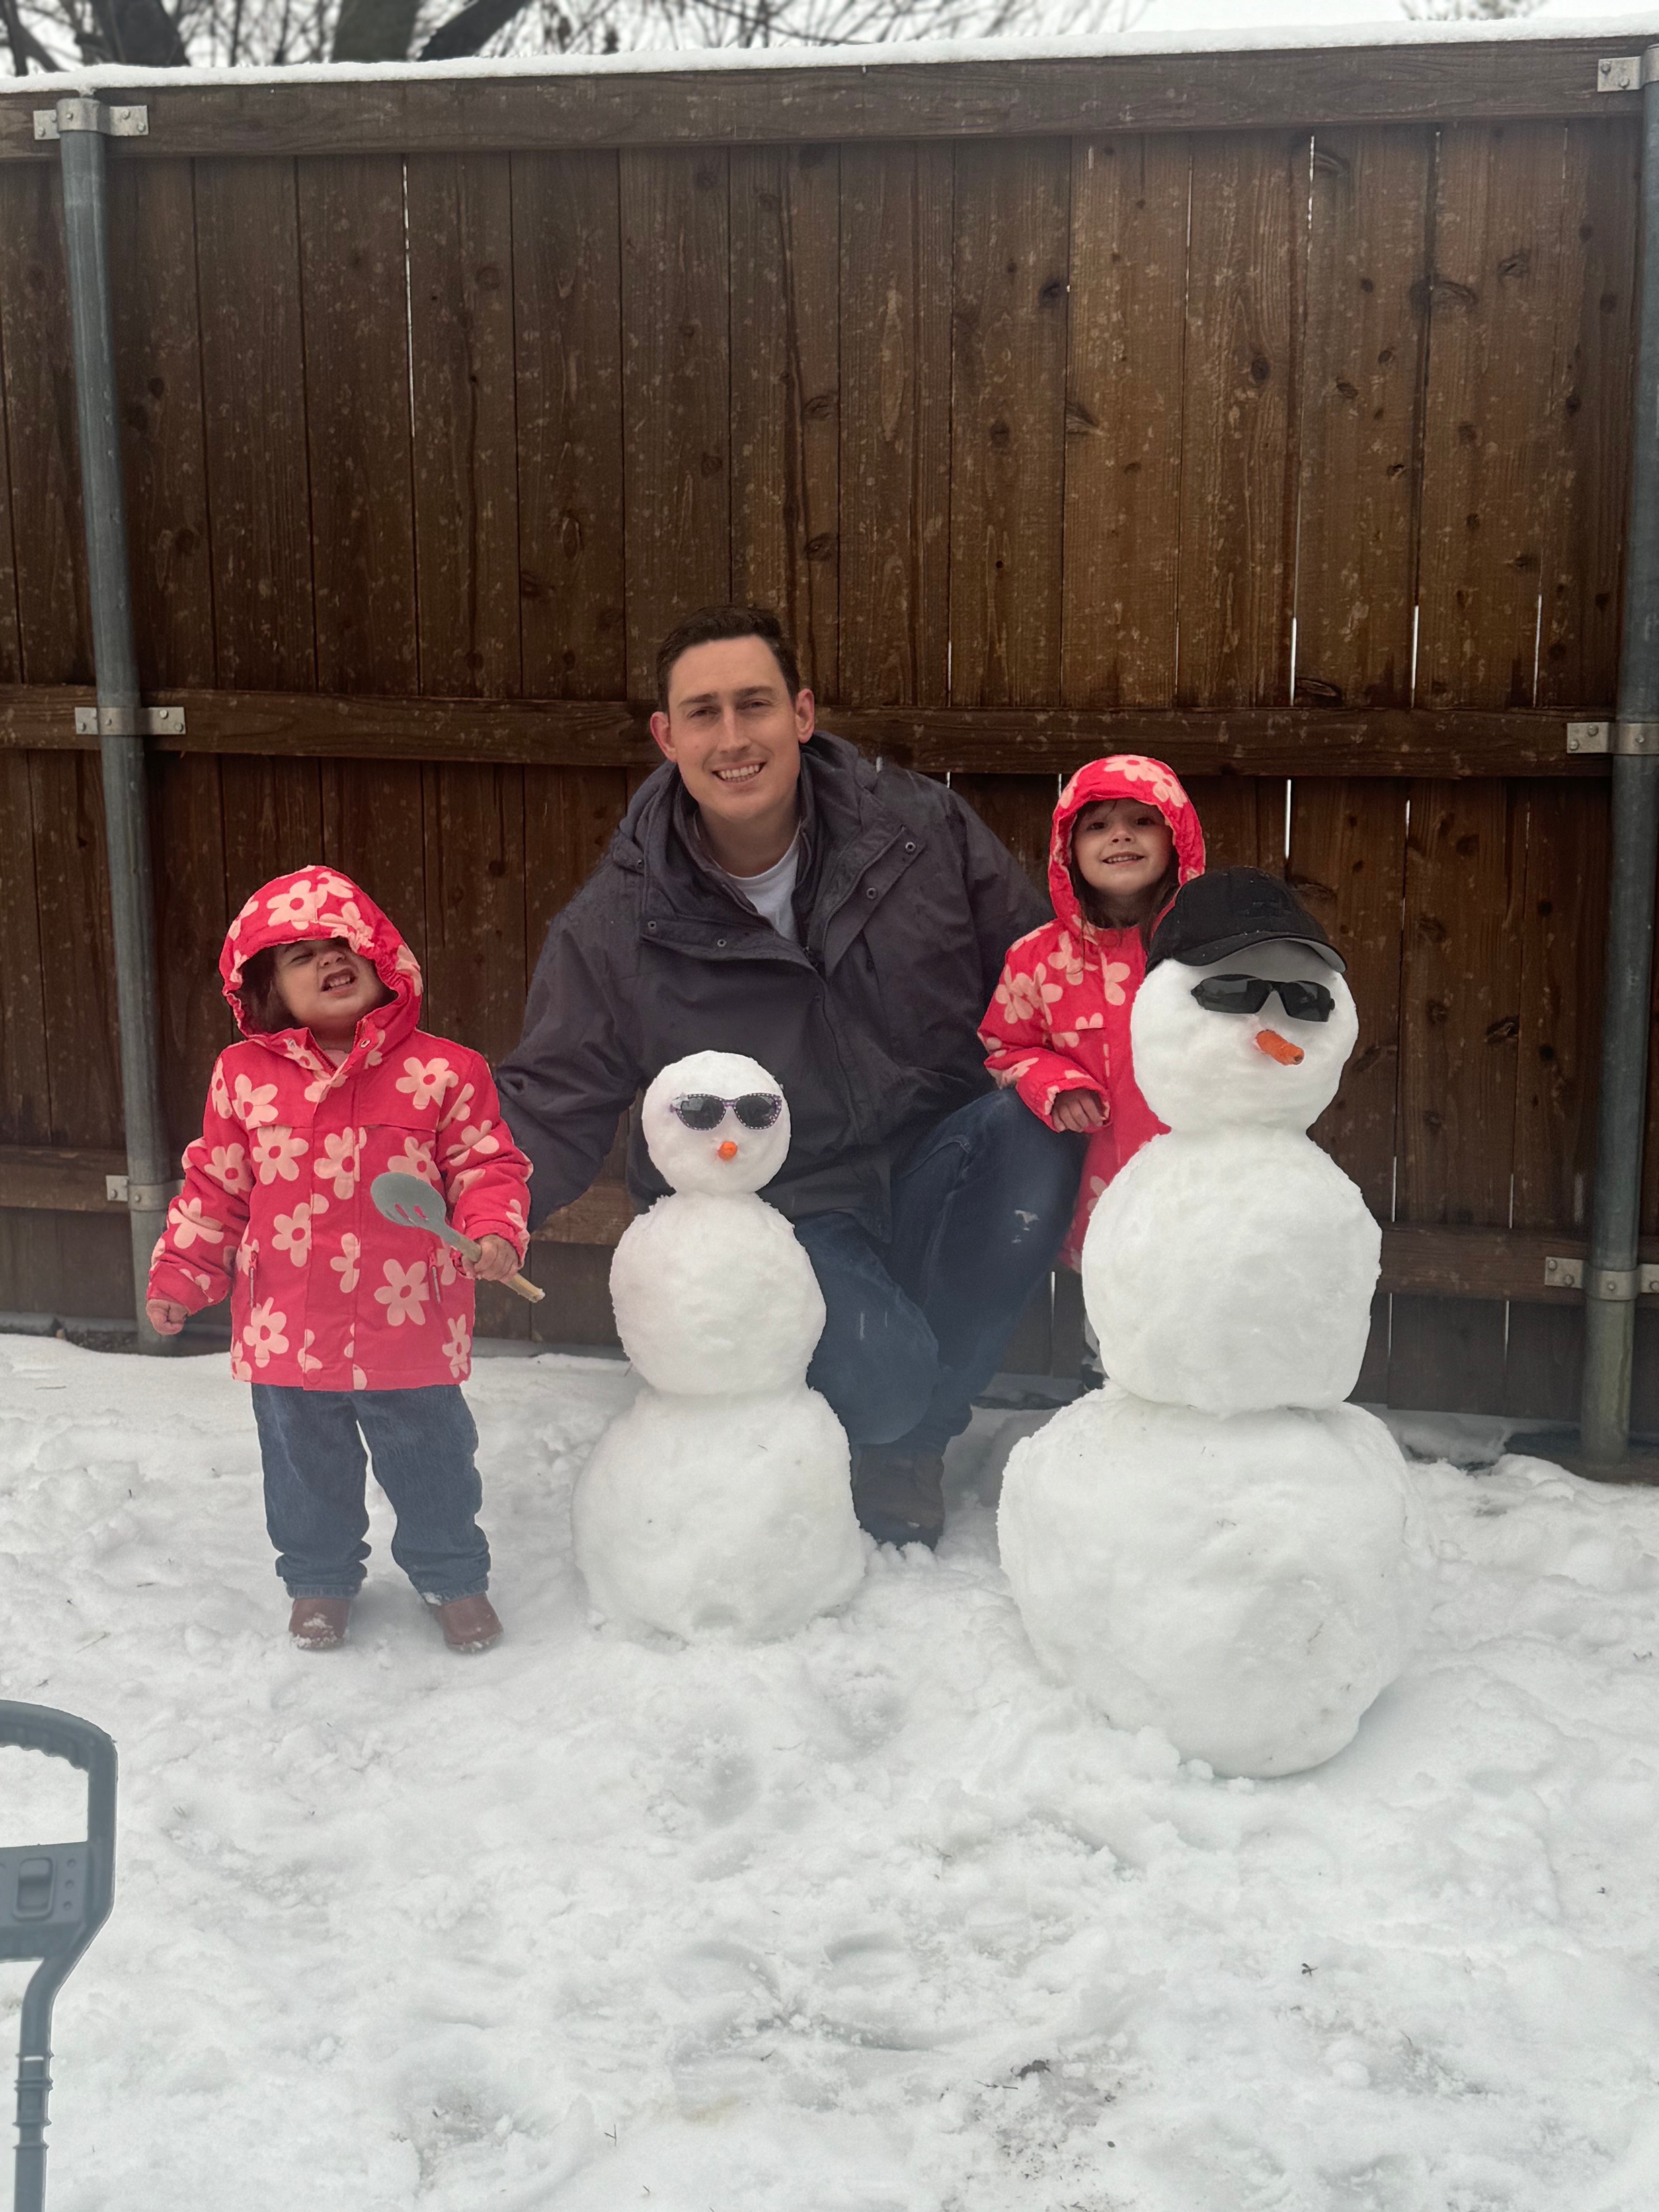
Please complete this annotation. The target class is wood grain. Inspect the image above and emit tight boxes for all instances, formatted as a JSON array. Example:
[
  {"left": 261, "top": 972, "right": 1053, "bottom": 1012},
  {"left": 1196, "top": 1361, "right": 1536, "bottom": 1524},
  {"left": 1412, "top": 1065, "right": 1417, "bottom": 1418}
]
[
  {"left": 948, "top": 137, "right": 1070, "bottom": 709},
  {"left": 950, "top": 774, "right": 1057, "bottom": 896},
  {"left": 27, "top": 750, "right": 121, "bottom": 1147},
  {"left": 512, "top": 150, "right": 627, "bottom": 701},
  {"left": 1295, "top": 127, "right": 1432, "bottom": 711},
  {"left": 0, "top": 39, "right": 1634, "bottom": 166},
  {"left": 193, "top": 158, "right": 316, "bottom": 690},
  {"left": 1177, "top": 132, "right": 1303, "bottom": 710},
  {"left": 1390, "top": 776, "right": 1522, "bottom": 1410},
  {"left": 620, "top": 148, "right": 731, "bottom": 701},
  {"left": 421, "top": 762, "right": 526, "bottom": 1065},
  {"left": 1063, "top": 134, "right": 1189, "bottom": 710},
  {"left": 106, "top": 159, "right": 215, "bottom": 692},
  {"left": 149, "top": 751, "right": 232, "bottom": 1156},
  {"left": 0, "top": 163, "right": 91, "bottom": 683},
  {"left": 837, "top": 141, "right": 952, "bottom": 708},
  {"left": 0, "top": 176, "right": 24, "bottom": 689},
  {"left": 0, "top": 754, "right": 49, "bottom": 1145},
  {"left": 298, "top": 155, "right": 419, "bottom": 699},
  {"left": 1289, "top": 779, "right": 1409, "bottom": 1216},
  {"left": 407, "top": 153, "right": 521, "bottom": 701},
  {"left": 730, "top": 143, "right": 841, "bottom": 700}
]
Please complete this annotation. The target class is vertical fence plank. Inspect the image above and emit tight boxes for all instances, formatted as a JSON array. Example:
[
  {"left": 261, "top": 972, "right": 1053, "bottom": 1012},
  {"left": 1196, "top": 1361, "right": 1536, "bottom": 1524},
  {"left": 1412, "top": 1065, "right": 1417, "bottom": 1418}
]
[
  {"left": 838, "top": 141, "right": 953, "bottom": 709},
  {"left": 1288, "top": 782, "right": 1408, "bottom": 1216},
  {"left": 195, "top": 158, "right": 316, "bottom": 690},
  {"left": 514, "top": 150, "right": 626, "bottom": 702},
  {"left": 0, "top": 165, "right": 91, "bottom": 683},
  {"left": 0, "top": 176, "right": 23, "bottom": 688},
  {"left": 1063, "top": 134, "right": 1188, "bottom": 709},
  {"left": 1503, "top": 781, "right": 1609, "bottom": 1418},
  {"left": 28, "top": 752, "right": 121, "bottom": 1147},
  {"left": 299, "top": 154, "right": 419, "bottom": 699},
  {"left": 108, "top": 160, "right": 216, "bottom": 693},
  {"left": 407, "top": 153, "right": 521, "bottom": 701},
  {"left": 1536, "top": 118, "right": 1639, "bottom": 713},
  {"left": 949, "top": 139, "right": 1070, "bottom": 709},
  {"left": 220, "top": 762, "right": 326, "bottom": 910},
  {"left": 1390, "top": 779, "right": 1522, "bottom": 1410},
  {"left": 420, "top": 764, "right": 526, "bottom": 1063},
  {"left": 0, "top": 756, "right": 48, "bottom": 1145},
  {"left": 730, "top": 143, "right": 840, "bottom": 697},
  {"left": 1416, "top": 122, "right": 1569, "bottom": 710},
  {"left": 951, "top": 775, "right": 1056, "bottom": 894},
  {"left": 1183, "top": 776, "right": 1286, "bottom": 873},
  {"left": 1177, "top": 133, "right": 1305, "bottom": 710},
  {"left": 1296, "top": 127, "right": 1432, "bottom": 710},
  {"left": 150, "top": 754, "right": 232, "bottom": 1159},
  {"left": 621, "top": 148, "right": 731, "bottom": 700}
]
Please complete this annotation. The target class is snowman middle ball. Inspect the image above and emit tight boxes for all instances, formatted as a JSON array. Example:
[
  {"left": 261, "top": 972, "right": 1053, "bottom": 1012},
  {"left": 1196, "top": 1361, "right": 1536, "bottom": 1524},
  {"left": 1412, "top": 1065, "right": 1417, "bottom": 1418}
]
[
  {"left": 1080, "top": 952, "right": 1381, "bottom": 1416},
  {"left": 610, "top": 1049, "right": 825, "bottom": 1396}
]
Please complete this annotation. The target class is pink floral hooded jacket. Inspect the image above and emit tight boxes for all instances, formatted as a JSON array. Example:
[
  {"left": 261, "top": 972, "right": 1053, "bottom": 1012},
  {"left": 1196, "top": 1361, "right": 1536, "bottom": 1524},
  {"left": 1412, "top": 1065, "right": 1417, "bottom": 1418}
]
[
  {"left": 978, "top": 756, "right": 1205, "bottom": 1268},
  {"left": 146, "top": 868, "right": 531, "bottom": 1391}
]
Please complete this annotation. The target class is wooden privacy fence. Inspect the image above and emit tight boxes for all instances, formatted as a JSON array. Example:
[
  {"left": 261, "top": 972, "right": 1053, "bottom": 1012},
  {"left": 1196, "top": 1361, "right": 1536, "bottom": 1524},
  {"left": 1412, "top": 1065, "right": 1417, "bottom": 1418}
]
[{"left": 0, "top": 31, "right": 1655, "bottom": 1418}]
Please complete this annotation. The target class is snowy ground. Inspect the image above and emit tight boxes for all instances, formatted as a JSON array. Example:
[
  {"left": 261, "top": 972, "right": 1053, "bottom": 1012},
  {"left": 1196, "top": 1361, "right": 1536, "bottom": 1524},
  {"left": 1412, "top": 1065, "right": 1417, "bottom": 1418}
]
[{"left": 2, "top": 1334, "right": 1658, "bottom": 2211}]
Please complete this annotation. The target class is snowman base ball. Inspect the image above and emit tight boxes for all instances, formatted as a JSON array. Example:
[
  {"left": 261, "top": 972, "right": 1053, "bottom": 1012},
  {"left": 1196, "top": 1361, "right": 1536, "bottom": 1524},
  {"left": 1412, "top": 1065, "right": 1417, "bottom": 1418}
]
[
  {"left": 574, "top": 1385, "right": 866, "bottom": 1643},
  {"left": 998, "top": 1386, "right": 1422, "bottom": 1778}
]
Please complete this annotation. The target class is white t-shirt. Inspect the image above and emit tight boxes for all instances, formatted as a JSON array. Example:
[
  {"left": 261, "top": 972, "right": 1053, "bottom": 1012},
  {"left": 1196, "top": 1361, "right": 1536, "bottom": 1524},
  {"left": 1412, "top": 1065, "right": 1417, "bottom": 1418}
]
[{"left": 720, "top": 835, "right": 802, "bottom": 945}]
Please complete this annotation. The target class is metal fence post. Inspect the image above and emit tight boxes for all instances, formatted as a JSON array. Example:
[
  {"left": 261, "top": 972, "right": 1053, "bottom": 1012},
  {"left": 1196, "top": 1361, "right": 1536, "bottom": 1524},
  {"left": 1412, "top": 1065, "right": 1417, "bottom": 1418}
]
[
  {"left": 1581, "top": 47, "right": 1659, "bottom": 1463},
  {"left": 53, "top": 98, "right": 177, "bottom": 1353}
]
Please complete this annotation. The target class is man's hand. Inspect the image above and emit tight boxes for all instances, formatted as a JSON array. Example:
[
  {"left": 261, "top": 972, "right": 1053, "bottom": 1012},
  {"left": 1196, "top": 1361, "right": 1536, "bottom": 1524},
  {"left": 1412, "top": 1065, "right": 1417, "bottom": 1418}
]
[
  {"left": 466, "top": 1234, "right": 521, "bottom": 1285},
  {"left": 145, "top": 1298, "right": 188, "bottom": 1336},
  {"left": 1051, "top": 1089, "right": 1106, "bottom": 1134}
]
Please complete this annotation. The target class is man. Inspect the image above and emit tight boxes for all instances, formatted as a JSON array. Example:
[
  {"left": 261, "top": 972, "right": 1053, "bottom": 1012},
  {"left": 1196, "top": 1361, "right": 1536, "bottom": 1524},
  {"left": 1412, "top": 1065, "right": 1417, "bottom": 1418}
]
[{"left": 496, "top": 605, "right": 1083, "bottom": 1548}]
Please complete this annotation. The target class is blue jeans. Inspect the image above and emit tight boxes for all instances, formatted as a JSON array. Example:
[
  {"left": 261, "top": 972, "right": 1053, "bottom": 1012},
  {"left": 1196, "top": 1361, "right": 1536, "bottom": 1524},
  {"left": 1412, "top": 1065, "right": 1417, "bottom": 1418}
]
[
  {"left": 251, "top": 1383, "right": 490, "bottom": 1603},
  {"left": 794, "top": 1088, "right": 1084, "bottom": 1455}
]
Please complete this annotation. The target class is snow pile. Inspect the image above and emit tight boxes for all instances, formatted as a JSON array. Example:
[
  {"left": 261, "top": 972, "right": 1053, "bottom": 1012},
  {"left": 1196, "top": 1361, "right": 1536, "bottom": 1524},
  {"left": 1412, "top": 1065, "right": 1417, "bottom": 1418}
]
[
  {"left": 3, "top": 1336, "right": 1659, "bottom": 2209},
  {"left": 576, "top": 1051, "right": 862, "bottom": 1641}
]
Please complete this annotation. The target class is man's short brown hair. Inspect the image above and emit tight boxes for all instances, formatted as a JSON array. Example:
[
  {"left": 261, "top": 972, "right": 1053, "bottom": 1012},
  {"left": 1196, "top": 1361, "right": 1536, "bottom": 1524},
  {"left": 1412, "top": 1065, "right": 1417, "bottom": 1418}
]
[{"left": 654, "top": 605, "right": 802, "bottom": 712}]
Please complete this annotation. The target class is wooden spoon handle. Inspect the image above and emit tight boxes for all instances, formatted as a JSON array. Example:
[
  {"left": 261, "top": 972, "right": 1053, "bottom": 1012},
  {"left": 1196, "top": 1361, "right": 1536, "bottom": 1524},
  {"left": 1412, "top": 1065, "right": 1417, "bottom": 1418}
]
[{"left": 450, "top": 1226, "right": 546, "bottom": 1305}]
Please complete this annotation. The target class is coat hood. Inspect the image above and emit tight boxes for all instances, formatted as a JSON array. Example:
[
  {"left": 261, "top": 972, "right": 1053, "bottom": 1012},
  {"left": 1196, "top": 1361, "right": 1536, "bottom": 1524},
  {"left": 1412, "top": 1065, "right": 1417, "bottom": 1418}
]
[
  {"left": 220, "top": 867, "right": 422, "bottom": 1056},
  {"left": 1047, "top": 756, "right": 1206, "bottom": 933}
]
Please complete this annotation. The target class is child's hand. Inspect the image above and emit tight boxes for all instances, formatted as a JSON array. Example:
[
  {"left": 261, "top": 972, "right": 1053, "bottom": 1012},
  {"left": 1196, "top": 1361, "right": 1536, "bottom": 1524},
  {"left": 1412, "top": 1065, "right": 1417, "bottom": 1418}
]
[
  {"left": 145, "top": 1298, "right": 189, "bottom": 1336},
  {"left": 466, "top": 1234, "right": 521, "bottom": 1285},
  {"left": 1051, "top": 1090, "right": 1106, "bottom": 1134}
]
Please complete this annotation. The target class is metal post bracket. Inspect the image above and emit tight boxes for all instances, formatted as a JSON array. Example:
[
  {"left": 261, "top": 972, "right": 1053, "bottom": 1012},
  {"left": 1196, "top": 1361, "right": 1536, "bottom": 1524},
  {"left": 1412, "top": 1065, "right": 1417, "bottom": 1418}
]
[
  {"left": 1599, "top": 52, "right": 1659, "bottom": 93},
  {"left": 73, "top": 706, "right": 184, "bottom": 738},
  {"left": 32, "top": 103, "right": 148, "bottom": 142},
  {"left": 1566, "top": 721, "right": 1659, "bottom": 756}
]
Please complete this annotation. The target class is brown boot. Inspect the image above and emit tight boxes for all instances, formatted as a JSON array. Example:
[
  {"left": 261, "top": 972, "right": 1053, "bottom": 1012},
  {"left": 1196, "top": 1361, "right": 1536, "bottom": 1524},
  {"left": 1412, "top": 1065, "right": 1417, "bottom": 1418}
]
[
  {"left": 289, "top": 1595, "right": 350, "bottom": 1650},
  {"left": 430, "top": 1592, "right": 503, "bottom": 1652},
  {"left": 852, "top": 1447, "right": 946, "bottom": 1550}
]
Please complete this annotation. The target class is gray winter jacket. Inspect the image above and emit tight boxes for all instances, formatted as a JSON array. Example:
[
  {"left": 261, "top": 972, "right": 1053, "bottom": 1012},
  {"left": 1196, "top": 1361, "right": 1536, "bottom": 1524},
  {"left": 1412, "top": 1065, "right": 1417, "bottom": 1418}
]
[{"left": 496, "top": 730, "right": 1047, "bottom": 1236}]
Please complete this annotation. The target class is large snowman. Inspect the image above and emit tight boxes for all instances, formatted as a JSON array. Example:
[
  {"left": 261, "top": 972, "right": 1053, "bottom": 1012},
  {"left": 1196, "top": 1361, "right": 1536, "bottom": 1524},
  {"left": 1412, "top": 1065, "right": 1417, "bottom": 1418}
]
[
  {"left": 999, "top": 870, "right": 1421, "bottom": 1778},
  {"left": 574, "top": 1049, "right": 865, "bottom": 1641}
]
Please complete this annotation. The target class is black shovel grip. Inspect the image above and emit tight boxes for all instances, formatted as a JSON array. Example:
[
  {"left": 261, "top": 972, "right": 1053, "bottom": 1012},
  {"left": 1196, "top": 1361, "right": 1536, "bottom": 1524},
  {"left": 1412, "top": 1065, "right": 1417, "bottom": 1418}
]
[{"left": 0, "top": 1702, "right": 117, "bottom": 1853}]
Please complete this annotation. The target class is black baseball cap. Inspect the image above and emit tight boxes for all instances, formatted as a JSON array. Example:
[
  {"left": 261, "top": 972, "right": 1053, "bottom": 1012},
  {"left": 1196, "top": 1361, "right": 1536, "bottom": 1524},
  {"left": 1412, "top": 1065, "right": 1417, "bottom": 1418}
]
[{"left": 1147, "top": 867, "right": 1345, "bottom": 975}]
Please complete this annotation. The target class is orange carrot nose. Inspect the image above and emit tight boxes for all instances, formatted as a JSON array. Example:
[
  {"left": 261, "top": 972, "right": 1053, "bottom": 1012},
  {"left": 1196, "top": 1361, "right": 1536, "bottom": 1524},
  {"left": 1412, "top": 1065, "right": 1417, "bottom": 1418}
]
[
  {"left": 717, "top": 1140, "right": 739, "bottom": 1160},
  {"left": 1256, "top": 1028, "right": 1304, "bottom": 1066}
]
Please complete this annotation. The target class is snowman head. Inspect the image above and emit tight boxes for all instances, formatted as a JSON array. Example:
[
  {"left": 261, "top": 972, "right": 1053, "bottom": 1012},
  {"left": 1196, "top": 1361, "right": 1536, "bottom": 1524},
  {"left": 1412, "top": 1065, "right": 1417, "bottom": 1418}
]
[
  {"left": 1132, "top": 938, "right": 1358, "bottom": 1135},
  {"left": 642, "top": 1050, "right": 792, "bottom": 1195}
]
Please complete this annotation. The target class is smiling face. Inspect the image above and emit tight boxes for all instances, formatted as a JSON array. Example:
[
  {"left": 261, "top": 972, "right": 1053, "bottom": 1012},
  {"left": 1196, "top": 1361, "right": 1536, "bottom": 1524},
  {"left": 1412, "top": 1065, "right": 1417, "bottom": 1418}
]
[
  {"left": 648, "top": 637, "right": 814, "bottom": 874},
  {"left": 271, "top": 936, "right": 390, "bottom": 1047},
  {"left": 1070, "top": 798, "right": 1176, "bottom": 920},
  {"left": 1130, "top": 940, "right": 1359, "bottom": 1134},
  {"left": 641, "top": 1050, "right": 793, "bottom": 1197}
]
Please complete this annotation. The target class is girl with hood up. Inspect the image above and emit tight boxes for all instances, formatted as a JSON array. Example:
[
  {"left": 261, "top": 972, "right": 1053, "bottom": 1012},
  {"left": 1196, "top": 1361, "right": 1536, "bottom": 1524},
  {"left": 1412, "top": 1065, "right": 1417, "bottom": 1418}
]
[
  {"left": 978, "top": 757, "right": 1206, "bottom": 1276},
  {"left": 144, "top": 868, "right": 532, "bottom": 1655}
]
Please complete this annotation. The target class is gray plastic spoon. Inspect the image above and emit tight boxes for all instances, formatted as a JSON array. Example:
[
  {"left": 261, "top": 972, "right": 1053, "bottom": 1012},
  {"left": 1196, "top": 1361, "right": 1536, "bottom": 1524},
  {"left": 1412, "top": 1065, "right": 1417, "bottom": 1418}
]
[{"left": 370, "top": 1171, "right": 544, "bottom": 1304}]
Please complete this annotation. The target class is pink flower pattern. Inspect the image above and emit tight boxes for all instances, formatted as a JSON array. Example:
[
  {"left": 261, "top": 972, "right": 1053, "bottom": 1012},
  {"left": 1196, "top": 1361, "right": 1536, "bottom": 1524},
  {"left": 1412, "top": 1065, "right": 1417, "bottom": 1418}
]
[
  {"left": 981, "top": 755, "right": 1206, "bottom": 1271},
  {"left": 146, "top": 867, "right": 531, "bottom": 1392}
]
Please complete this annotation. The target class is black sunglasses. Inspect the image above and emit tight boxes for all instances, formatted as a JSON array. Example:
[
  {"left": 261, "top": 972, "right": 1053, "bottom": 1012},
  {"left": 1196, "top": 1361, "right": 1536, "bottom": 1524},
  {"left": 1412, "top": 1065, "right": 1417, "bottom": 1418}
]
[
  {"left": 1189, "top": 974, "right": 1336, "bottom": 1024},
  {"left": 669, "top": 1092, "right": 785, "bottom": 1132}
]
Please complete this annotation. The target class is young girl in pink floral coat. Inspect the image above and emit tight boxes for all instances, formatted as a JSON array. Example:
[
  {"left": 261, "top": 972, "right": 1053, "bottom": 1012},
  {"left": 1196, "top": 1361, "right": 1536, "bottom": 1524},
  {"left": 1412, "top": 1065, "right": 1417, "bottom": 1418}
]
[
  {"left": 145, "top": 867, "right": 532, "bottom": 1654},
  {"left": 979, "top": 757, "right": 1206, "bottom": 1272}
]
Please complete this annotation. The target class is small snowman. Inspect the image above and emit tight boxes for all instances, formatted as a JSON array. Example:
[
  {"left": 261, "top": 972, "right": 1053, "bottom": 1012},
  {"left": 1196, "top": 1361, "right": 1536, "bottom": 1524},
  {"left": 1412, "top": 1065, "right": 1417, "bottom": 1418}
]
[
  {"left": 574, "top": 1049, "right": 865, "bottom": 1641},
  {"left": 999, "top": 871, "right": 1420, "bottom": 1778}
]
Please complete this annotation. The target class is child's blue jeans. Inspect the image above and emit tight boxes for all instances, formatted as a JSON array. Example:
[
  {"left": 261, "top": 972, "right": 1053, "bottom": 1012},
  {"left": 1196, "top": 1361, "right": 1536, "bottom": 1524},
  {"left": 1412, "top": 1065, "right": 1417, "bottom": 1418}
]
[{"left": 251, "top": 1382, "right": 490, "bottom": 1603}]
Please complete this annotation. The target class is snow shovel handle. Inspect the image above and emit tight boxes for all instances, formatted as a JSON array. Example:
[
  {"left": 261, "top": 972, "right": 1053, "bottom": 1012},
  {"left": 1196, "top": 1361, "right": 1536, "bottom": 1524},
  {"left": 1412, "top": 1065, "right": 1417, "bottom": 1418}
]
[{"left": 448, "top": 1225, "right": 544, "bottom": 1306}]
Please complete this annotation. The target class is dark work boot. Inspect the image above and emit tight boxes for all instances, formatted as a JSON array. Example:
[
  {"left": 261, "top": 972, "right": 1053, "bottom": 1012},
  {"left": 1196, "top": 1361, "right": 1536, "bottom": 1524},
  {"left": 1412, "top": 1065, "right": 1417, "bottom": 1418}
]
[
  {"left": 288, "top": 1595, "right": 351, "bottom": 1651},
  {"left": 852, "top": 1447, "right": 946, "bottom": 1550}
]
